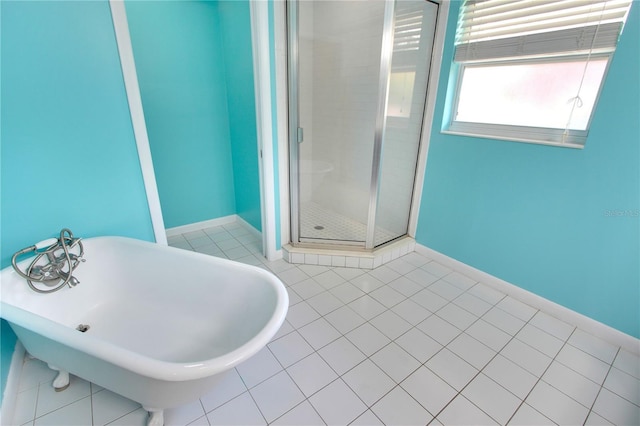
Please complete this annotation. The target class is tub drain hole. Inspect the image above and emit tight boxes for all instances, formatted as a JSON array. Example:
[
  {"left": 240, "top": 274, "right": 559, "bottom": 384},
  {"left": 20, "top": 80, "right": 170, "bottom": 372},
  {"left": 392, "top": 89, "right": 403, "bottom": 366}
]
[{"left": 76, "top": 324, "right": 90, "bottom": 333}]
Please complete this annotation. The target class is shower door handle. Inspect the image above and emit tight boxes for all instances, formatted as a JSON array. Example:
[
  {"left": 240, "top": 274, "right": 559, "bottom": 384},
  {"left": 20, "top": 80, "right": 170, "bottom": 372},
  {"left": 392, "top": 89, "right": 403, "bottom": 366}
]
[{"left": 297, "top": 127, "right": 304, "bottom": 143}]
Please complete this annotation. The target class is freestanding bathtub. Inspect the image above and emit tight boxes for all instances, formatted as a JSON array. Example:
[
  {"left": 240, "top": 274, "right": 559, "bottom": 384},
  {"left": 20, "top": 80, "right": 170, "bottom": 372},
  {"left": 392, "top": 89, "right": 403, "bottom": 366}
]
[{"left": 0, "top": 236, "right": 288, "bottom": 425}]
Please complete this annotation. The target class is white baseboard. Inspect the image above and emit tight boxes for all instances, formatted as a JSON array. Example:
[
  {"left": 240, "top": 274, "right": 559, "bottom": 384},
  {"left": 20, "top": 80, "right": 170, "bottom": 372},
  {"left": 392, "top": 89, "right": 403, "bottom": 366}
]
[
  {"left": 166, "top": 214, "right": 272, "bottom": 260},
  {"left": 165, "top": 215, "right": 238, "bottom": 237},
  {"left": 235, "top": 215, "right": 262, "bottom": 241},
  {"left": 0, "top": 342, "right": 25, "bottom": 425},
  {"left": 268, "top": 249, "right": 283, "bottom": 262},
  {"left": 415, "top": 244, "right": 640, "bottom": 355}
]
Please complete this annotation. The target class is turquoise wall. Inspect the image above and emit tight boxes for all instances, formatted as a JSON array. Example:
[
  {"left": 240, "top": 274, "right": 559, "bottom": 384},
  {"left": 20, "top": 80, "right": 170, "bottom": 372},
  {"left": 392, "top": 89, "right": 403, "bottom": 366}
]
[
  {"left": 0, "top": 322, "right": 15, "bottom": 404},
  {"left": 126, "top": 0, "right": 262, "bottom": 232},
  {"left": 126, "top": 0, "right": 237, "bottom": 229},
  {"left": 416, "top": 2, "right": 640, "bottom": 338},
  {"left": 1, "top": 0, "right": 154, "bottom": 401},
  {"left": 219, "top": 1, "right": 262, "bottom": 231}
]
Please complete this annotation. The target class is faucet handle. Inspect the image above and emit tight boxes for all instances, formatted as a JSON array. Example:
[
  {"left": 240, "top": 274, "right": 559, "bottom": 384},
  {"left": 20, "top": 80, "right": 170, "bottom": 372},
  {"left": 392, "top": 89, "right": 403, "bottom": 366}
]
[{"left": 68, "top": 253, "right": 85, "bottom": 262}]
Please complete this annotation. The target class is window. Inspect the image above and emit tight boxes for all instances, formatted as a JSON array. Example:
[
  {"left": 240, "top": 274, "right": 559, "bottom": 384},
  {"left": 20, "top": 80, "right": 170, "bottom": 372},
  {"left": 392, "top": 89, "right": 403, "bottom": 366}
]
[
  {"left": 388, "top": 71, "right": 416, "bottom": 118},
  {"left": 445, "top": 0, "right": 633, "bottom": 148},
  {"left": 386, "top": 2, "right": 431, "bottom": 119}
]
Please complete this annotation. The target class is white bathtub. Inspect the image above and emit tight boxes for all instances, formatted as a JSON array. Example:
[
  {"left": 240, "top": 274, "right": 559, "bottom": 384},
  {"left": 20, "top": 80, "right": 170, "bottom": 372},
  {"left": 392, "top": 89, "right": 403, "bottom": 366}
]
[{"left": 0, "top": 236, "right": 288, "bottom": 425}]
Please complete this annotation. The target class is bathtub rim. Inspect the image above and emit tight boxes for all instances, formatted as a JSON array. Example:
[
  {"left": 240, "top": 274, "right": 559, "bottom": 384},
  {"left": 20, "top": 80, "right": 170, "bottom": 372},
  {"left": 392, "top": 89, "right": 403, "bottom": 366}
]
[{"left": 0, "top": 236, "right": 289, "bottom": 382}]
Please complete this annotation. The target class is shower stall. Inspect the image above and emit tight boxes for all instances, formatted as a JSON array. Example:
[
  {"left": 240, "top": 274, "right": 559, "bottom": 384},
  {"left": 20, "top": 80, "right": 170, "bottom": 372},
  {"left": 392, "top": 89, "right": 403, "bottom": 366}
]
[{"left": 288, "top": 0, "right": 439, "bottom": 250}]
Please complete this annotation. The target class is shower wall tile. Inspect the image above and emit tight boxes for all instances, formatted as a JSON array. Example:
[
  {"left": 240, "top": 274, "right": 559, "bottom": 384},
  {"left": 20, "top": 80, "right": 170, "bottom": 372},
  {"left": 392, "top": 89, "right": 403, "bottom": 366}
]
[
  {"left": 345, "top": 257, "right": 360, "bottom": 268},
  {"left": 331, "top": 256, "right": 346, "bottom": 267},
  {"left": 359, "top": 258, "right": 374, "bottom": 269},
  {"left": 304, "top": 254, "right": 319, "bottom": 265}
]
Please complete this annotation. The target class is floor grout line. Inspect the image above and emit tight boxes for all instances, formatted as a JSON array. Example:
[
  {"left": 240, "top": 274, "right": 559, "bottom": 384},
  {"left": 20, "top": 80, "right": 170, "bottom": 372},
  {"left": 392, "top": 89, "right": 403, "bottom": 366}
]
[{"left": 12, "top": 219, "right": 637, "bottom": 426}]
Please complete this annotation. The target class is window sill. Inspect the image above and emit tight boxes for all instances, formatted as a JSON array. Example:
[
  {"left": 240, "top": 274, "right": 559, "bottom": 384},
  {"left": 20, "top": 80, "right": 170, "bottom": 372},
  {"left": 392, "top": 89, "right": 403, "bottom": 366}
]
[{"left": 441, "top": 125, "right": 586, "bottom": 149}]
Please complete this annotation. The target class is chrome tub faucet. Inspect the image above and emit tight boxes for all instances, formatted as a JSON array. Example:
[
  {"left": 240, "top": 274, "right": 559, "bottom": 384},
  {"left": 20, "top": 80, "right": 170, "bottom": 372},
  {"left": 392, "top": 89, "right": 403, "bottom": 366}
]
[{"left": 11, "top": 228, "right": 85, "bottom": 293}]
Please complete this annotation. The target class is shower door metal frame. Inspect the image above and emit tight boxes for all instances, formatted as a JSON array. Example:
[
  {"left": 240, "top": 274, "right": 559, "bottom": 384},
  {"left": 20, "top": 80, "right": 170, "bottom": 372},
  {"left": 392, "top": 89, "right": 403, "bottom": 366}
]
[
  {"left": 287, "top": 0, "right": 399, "bottom": 250},
  {"left": 365, "top": 0, "right": 397, "bottom": 249},
  {"left": 287, "top": 0, "right": 302, "bottom": 247}
]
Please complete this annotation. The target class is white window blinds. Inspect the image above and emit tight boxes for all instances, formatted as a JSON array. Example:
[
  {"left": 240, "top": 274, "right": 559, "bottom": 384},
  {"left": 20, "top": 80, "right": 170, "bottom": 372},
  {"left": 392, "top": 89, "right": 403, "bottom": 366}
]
[
  {"left": 454, "top": 0, "right": 632, "bottom": 62},
  {"left": 394, "top": 2, "right": 425, "bottom": 53}
]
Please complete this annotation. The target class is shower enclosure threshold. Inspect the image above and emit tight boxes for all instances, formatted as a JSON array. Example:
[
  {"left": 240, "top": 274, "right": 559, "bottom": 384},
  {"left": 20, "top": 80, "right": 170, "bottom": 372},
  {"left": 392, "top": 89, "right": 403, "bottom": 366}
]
[{"left": 282, "top": 236, "right": 416, "bottom": 269}]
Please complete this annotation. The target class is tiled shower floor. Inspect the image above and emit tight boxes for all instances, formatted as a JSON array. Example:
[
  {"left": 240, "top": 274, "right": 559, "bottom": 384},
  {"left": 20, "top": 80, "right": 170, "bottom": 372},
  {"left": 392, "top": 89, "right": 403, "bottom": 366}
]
[
  {"left": 299, "top": 202, "right": 397, "bottom": 246},
  {"left": 10, "top": 220, "right": 640, "bottom": 425}
]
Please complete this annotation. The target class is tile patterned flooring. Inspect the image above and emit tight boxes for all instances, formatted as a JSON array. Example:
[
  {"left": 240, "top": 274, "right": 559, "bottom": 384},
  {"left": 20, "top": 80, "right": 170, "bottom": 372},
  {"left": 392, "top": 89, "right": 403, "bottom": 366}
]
[
  {"left": 10, "top": 220, "right": 640, "bottom": 425},
  {"left": 299, "top": 202, "right": 397, "bottom": 246}
]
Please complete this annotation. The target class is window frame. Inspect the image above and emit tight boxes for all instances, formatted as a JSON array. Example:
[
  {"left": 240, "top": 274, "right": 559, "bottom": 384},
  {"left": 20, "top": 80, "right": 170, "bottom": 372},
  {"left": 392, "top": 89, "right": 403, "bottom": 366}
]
[
  {"left": 444, "top": 51, "right": 615, "bottom": 149},
  {"left": 443, "top": 0, "right": 633, "bottom": 149}
]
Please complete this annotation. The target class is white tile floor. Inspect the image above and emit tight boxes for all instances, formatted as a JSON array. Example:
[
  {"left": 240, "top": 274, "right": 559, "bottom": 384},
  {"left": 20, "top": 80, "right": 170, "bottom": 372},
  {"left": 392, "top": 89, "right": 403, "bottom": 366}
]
[{"left": 10, "top": 220, "right": 640, "bottom": 425}]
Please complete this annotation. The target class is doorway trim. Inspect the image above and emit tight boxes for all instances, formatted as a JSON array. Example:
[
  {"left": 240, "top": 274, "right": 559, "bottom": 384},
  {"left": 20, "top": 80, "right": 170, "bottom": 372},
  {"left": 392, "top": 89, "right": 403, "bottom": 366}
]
[
  {"left": 110, "top": 0, "right": 166, "bottom": 246},
  {"left": 249, "top": 0, "right": 280, "bottom": 261},
  {"left": 110, "top": 0, "right": 280, "bottom": 259}
]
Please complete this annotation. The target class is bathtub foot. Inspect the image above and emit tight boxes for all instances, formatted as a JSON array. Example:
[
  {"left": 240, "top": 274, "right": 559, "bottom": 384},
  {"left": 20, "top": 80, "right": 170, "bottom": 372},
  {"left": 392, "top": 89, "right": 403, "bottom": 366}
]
[
  {"left": 143, "top": 406, "right": 164, "bottom": 426},
  {"left": 47, "top": 364, "right": 70, "bottom": 392}
]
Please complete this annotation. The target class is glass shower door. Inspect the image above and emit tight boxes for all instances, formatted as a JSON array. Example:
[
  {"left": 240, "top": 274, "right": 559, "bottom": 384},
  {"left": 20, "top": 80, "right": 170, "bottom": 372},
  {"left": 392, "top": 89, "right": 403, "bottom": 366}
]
[
  {"left": 374, "top": 0, "right": 439, "bottom": 246},
  {"left": 293, "top": 0, "right": 386, "bottom": 245},
  {"left": 289, "top": 0, "right": 438, "bottom": 248}
]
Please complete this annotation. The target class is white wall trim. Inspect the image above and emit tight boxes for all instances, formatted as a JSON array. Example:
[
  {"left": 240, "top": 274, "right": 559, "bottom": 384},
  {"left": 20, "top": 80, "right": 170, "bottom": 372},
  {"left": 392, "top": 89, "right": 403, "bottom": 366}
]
[
  {"left": 235, "top": 216, "right": 263, "bottom": 241},
  {"left": 273, "top": 0, "right": 291, "bottom": 248},
  {"left": 271, "top": 249, "right": 284, "bottom": 262},
  {"left": 0, "top": 342, "right": 25, "bottom": 425},
  {"left": 165, "top": 215, "right": 237, "bottom": 237},
  {"left": 250, "top": 1, "right": 279, "bottom": 261},
  {"left": 110, "top": 0, "right": 167, "bottom": 246},
  {"left": 408, "top": 0, "right": 449, "bottom": 237},
  {"left": 415, "top": 244, "right": 640, "bottom": 354},
  {"left": 166, "top": 214, "right": 263, "bottom": 242}
]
